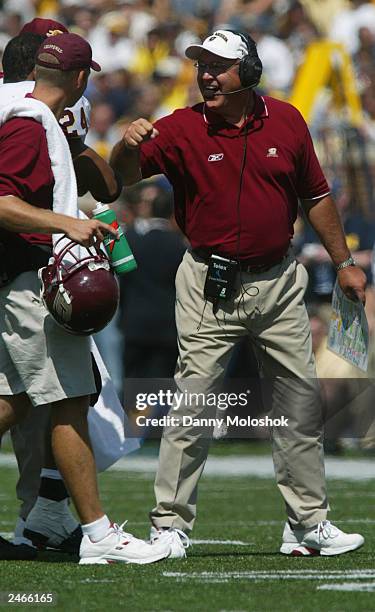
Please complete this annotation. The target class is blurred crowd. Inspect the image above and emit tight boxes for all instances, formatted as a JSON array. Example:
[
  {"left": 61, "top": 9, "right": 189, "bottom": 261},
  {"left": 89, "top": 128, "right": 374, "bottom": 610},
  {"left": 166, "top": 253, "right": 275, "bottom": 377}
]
[
  {"left": 1, "top": 0, "right": 374, "bottom": 450},
  {"left": 2, "top": 1, "right": 375, "bottom": 137}
]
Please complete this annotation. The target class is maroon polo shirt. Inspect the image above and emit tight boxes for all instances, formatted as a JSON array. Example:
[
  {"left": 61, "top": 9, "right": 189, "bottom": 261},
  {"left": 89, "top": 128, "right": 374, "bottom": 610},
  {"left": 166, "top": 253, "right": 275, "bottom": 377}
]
[
  {"left": 0, "top": 115, "right": 54, "bottom": 246},
  {"left": 140, "top": 95, "right": 330, "bottom": 264}
]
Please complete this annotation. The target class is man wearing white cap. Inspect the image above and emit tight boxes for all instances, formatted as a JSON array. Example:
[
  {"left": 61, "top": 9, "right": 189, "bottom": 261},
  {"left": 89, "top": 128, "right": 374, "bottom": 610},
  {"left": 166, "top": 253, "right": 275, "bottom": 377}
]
[{"left": 111, "top": 29, "right": 366, "bottom": 558}]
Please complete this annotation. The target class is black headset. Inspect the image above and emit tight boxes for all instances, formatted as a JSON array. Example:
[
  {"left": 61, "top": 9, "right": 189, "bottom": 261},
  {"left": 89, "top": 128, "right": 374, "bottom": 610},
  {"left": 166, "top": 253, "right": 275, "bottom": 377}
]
[{"left": 226, "top": 30, "right": 263, "bottom": 89}]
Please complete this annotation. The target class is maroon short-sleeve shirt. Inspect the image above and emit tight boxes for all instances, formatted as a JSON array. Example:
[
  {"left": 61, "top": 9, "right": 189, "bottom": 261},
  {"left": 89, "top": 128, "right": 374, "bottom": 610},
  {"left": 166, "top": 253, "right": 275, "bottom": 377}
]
[
  {"left": 0, "top": 116, "right": 54, "bottom": 245},
  {"left": 140, "top": 95, "right": 330, "bottom": 264}
]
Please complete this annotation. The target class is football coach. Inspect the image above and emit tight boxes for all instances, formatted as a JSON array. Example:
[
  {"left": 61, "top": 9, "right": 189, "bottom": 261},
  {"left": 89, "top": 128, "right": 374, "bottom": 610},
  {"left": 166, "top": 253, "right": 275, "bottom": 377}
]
[{"left": 110, "top": 29, "right": 366, "bottom": 557}]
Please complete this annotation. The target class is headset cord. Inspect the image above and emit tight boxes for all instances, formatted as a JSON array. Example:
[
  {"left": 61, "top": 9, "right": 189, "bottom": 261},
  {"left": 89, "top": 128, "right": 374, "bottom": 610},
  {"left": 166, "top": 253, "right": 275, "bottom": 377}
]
[
  {"left": 234, "top": 110, "right": 267, "bottom": 365},
  {"left": 235, "top": 118, "right": 258, "bottom": 311},
  {"left": 235, "top": 119, "right": 248, "bottom": 264}
]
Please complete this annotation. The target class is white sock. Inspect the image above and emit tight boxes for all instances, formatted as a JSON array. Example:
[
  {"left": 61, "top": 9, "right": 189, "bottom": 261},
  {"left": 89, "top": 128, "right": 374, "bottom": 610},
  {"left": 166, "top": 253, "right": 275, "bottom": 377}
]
[{"left": 82, "top": 515, "right": 111, "bottom": 542}]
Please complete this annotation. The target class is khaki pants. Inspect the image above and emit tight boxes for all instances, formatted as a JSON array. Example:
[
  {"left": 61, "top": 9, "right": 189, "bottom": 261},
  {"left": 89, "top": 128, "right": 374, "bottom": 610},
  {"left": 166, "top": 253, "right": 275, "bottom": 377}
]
[{"left": 150, "top": 250, "right": 328, "bottom": 531}]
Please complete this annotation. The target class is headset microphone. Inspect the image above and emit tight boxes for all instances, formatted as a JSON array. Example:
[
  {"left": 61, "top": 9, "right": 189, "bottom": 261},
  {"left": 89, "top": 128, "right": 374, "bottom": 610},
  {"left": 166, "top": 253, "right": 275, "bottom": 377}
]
[{"left": 213, "top": 84, "right": 254, "bottom": 96}]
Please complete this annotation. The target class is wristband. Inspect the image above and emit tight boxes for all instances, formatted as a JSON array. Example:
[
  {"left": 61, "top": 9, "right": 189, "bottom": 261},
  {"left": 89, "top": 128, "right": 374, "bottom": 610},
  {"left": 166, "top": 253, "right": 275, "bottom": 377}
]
[{"left": 336, "top": 256, "right": 356, "bottom": 272}]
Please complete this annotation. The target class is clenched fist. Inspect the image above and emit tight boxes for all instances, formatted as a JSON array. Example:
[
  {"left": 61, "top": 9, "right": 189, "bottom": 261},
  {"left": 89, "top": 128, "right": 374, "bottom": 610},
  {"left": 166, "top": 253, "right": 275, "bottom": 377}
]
[{"left": 123, "top": 118, "right": 159, "bottom": 149}]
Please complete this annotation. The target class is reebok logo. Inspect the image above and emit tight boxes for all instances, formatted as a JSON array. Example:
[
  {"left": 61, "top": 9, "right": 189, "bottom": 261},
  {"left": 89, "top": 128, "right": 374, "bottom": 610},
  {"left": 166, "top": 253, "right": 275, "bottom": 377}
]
[{"left": 208, "top": 153, "right": 224, "bottom": 162}]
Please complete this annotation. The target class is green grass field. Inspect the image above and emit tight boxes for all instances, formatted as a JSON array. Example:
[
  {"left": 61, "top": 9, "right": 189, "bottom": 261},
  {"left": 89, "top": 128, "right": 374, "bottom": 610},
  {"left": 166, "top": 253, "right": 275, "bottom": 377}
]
[{"left": 0, "top": 443, "right": 374, "bottom": 611}]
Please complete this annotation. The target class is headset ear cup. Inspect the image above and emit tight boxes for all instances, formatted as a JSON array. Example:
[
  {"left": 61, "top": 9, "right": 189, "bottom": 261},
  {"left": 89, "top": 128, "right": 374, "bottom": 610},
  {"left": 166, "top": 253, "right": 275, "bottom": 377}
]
[
  {"left": 210, "top": 29, "right": 263, "bottom": 88},
  {"left": 239, "top": 57, "right": 250, "bottom": 88},
  {"left": 239, "top": 54, "right": 262, "bottom": 88}
]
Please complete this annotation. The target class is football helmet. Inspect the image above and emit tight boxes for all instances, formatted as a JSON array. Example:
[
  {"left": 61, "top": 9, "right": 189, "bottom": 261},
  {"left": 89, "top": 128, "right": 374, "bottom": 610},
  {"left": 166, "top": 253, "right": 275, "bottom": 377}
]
[{"left": 40, "top": 237, "right": 119, "bottom": 335}]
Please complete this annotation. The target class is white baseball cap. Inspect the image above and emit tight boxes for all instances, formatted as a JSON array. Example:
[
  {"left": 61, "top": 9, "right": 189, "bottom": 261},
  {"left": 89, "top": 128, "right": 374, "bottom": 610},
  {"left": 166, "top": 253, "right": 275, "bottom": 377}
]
[{"left": 185, "top": 30, "right": 248, "bottom": 61}]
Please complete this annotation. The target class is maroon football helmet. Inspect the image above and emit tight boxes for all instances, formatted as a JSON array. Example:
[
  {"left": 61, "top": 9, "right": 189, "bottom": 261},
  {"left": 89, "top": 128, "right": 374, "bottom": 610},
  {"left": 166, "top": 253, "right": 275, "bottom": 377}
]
[{"left": 40, "top": 237, "right": 119, "bottom": 335}]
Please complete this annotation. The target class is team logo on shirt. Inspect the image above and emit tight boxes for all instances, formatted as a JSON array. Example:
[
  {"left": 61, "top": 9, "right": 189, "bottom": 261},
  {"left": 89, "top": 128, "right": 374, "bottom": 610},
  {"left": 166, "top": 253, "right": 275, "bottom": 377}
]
[
  {"left": 267, "top": 147, "right": 278, "bottom": 157},
  {"left": 208, "top": 153, "right": 224, "bottom": 162}
]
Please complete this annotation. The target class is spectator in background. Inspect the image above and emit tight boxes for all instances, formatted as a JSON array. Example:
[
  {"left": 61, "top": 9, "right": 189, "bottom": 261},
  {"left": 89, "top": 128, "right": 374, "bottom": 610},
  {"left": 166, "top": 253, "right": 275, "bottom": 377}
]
[
  {"left": 104, "top": 69, "right": 135, "bottom": 120},
  {"left": 215, "top": 0, "right": 276, "bottom": 28},
  {"left": 90, "top": 11, "right": 136, "bottom": 74},
  {"left": 69, "top": 8, "right": 96, "bottom": 39},
  {"left": 134, "top": 82, "right": 163, "bottom": 121},
  {"left": 329, "top": 0, "right": 375, "bottom": 55},
  {"left": 152, "top": 56, "right": 187, "bottom": 119},
  {"left": 132, "top": 181, "right": 163, "bottom": 223},
  {"left": 277, "top": 1, "right": 320, "bottom": 66},
  {"left": 298, "top": 181, "right": 375, "bottom": 306},
  {"left": 298, "top": 0, "right": 350, "bottom": 38},
  {"left": 130, "top": 26, "right": 170, "bottom": 78},
  {"left": 120, "top": 188, "right": 186, "bottom": 380},
  {"left": 85, "top": 102, "right": 119, "bottom": 159},
  {"left": 247, "top": 15, "right": 295, "bottom": 93}
]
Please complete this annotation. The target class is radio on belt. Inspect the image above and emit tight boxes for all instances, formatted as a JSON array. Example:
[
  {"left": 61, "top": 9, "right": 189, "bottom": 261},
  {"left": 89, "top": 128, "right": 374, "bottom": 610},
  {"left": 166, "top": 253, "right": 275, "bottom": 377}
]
[{"left": 203, "top": 254, "right": 238, "bottom": 303}]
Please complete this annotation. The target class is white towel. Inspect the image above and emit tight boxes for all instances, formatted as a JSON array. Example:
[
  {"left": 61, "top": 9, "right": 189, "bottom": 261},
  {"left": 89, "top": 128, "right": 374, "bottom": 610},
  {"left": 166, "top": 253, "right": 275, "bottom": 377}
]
[
  {"left": 0, "top": 96, "right": 140, "bottom": 468},
  {"left": 0, "top": 97, "right": 78, "bottom": 226}
]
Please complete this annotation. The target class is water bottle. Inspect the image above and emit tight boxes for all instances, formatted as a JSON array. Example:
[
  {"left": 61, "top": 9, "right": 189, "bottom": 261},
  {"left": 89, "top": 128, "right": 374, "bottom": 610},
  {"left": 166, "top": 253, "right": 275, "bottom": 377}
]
[{"left": 92, "top": 203, "right": 137, "bottom": 274}]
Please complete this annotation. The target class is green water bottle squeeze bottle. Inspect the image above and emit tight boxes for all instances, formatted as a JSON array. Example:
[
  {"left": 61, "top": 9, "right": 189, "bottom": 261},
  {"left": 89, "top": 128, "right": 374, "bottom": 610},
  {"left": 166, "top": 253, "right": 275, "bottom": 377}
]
[{"left": 92, "top": 203, "right": 137, "bottom": 274}]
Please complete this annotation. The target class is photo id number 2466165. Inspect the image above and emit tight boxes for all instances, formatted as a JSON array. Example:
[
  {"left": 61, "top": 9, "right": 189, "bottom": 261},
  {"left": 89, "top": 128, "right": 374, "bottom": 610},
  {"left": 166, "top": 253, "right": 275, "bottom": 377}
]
[{"left": 0, "top": 593, "right": 55, "bottom": 605}]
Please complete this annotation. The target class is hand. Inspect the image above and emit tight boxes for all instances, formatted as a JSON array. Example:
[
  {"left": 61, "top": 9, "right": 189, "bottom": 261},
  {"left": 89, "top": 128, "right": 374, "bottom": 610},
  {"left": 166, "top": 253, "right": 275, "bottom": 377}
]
[
  {"left": 123, "top": 118, "right": 159, "bottom": 149},
  {"left": 64, "top": 218, "right": 119, "bottom": 248},
  {"left": 337, "top": 266, "right": 367, "bottom": 304}
]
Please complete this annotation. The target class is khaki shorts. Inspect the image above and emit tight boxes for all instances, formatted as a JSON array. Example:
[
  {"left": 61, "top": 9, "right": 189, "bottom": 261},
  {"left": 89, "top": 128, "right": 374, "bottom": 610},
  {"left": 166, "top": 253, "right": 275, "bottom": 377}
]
[{"left": 0, "top": 272, "right": 95, "bottom": 406}]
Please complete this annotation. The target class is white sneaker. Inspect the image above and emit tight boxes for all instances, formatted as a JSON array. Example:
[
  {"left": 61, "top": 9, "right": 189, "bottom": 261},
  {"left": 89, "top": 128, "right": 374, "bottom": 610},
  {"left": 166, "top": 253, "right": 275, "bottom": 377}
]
[
  {"left": 280, "top": 522, "right": 320, "bottom": 556},
  {"left": 24, "top": 498, "right": 82, "bottom": 554},
  {"left": 280, "top": 520, "right": 364, "bottom": 556},
  {"left": 79, "top": 522, "right": 171, "bottom": 565},
  {"left": 150, "top": 526, "right": 190, "bottom": 559}
]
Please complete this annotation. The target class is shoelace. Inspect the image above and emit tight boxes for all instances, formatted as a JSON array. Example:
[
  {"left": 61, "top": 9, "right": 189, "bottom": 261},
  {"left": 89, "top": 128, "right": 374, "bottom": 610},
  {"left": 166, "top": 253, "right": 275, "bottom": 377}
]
[
  {"left": 170, "top": 528, "right": 191, "bottom": 549},
  {"left": 153, "top": 527, "right": 191, "bottom": 549},
  {"left": 317, "top": 520, "right": 339, "bottom": 541},
  {"left": 111, "top": 521, "right": 137, "bottom": 542}
]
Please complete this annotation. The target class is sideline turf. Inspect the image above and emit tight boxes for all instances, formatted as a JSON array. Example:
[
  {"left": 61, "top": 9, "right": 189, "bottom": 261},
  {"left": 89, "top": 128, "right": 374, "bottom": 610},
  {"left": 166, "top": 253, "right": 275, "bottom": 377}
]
[{"left": 0, "top": 457, "right": 373, "bottom": 611}]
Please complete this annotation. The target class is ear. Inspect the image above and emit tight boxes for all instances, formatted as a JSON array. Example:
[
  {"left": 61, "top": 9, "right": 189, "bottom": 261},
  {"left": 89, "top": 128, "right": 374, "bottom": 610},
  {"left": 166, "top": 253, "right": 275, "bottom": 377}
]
[{"left": 77, "top": 69, "right": 87, "bottom": 88}]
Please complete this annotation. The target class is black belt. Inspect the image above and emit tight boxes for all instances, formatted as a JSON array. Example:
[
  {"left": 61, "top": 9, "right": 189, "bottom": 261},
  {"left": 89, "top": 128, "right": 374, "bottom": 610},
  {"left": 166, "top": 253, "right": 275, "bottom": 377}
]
[{"left": 191, "top": 247, "right": 288, "bottom": 273}]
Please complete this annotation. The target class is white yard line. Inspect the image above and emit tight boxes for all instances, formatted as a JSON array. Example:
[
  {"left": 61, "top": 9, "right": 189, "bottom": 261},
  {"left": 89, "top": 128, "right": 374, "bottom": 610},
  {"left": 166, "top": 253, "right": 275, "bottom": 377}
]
[
  {"left": 317, "top": 582, "right": 375, "bottom": 592},
  {"left": 163, "top": 570, "right": 375, "bottom": 583},
  {"left": 0, "top": 453, "right": 373, "bottom": 480},
  {"left": 191, "top": 539, "right": 253, "bottom": 546},
  {"left": 110, "top": 455, "right": 375, "bottom": 481},
  {"left": 0, "top": 455, "right": 16, "bottom": 468}
]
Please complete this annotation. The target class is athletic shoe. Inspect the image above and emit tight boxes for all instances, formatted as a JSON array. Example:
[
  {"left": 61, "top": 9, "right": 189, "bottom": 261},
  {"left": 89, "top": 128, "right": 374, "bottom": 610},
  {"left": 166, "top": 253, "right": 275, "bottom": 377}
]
[
  {"left": 280, "top": 520, "right": 364, "bottom": 556},
  {"left": 150, "top": 526, "right": 190, "bottom": 559},
  {"left": 79, "top": 522, "right": 172, "bottom": 565},
  {"left": 280, "top": 522, "right": 319, "bottom": 556},
  {"left": 24, "top": 498, "right": 82, "bottom": 554},
  {"left": 0, "top": 535, "right": 37, "bottom": 561}
]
